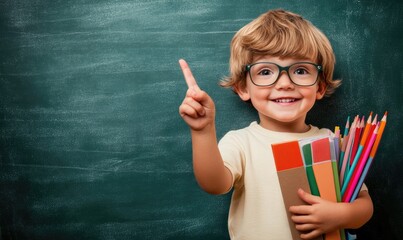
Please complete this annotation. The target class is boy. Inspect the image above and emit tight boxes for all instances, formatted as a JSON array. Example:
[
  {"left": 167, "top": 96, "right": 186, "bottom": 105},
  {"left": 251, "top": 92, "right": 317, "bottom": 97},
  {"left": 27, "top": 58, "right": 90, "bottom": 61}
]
[{"left": 179, "top": 9, "right": 373, "bottom": 240}]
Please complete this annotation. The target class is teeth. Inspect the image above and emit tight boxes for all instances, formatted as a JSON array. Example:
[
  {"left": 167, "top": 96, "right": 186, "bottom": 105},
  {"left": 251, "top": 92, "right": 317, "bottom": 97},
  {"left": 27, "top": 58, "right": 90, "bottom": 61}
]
[{"left": 275, "top": 99, "right": 295, "bottom": 103}]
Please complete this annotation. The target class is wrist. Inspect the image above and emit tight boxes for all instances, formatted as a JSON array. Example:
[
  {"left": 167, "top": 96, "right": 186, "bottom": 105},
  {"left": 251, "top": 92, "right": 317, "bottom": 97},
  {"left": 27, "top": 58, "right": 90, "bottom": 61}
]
[
  {"left": 190, "top": 122, "right": 216, "bottom": 136},
  {"left": 337, "top": 202, "right": 353, "bottom": 229}
]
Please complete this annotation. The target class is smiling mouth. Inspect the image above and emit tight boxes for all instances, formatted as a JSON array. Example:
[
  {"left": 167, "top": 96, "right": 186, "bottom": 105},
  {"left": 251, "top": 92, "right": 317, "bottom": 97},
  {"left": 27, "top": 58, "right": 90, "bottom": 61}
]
[{"left": 273, "top": 98, "right": 297, "bottom": 103}]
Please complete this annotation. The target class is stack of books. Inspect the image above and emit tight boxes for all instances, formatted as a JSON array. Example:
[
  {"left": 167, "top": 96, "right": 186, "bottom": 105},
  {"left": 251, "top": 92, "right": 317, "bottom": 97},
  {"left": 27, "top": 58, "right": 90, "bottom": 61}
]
[{"left": 272, "top": 112, "right": 387, "bottom": 240}]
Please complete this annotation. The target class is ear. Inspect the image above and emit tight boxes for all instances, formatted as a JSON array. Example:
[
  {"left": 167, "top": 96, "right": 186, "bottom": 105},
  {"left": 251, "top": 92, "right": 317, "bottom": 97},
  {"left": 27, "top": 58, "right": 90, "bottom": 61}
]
[
  {"left": 234, "top": 85, "right": 250, "bottom": 101},
  {"left": 316, "top": 81, "right": 327, "bottom": 100}
]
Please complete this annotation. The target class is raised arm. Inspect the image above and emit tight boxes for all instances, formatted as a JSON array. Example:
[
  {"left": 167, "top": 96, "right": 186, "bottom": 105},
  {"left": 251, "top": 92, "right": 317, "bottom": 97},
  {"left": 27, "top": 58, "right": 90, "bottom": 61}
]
[{"left": 178, "top": 59, "right": 232, "bottom": 194}]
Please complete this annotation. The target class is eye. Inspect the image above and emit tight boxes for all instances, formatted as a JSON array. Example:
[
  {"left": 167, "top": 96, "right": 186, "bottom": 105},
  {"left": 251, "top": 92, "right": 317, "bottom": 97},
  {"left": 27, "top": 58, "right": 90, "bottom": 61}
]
[
  {"left": 294, "top": 67, "right": 309, "bottom": 75},
  {"left": 258, "top": 69, "right": 274, "bottom": 76}
]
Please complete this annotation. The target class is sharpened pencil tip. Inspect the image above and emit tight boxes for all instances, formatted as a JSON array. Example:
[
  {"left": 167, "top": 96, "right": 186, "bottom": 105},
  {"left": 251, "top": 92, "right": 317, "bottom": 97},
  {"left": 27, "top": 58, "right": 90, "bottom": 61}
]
[{"left": 381, "top": 111, "right": 388, "bottom": 121}]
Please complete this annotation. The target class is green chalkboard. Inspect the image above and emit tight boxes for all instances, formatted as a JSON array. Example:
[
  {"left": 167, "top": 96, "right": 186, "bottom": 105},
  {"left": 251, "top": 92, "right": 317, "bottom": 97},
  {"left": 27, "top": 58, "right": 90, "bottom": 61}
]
[{"left": 1, "top": 0, "right": 402, "bottom": 239}]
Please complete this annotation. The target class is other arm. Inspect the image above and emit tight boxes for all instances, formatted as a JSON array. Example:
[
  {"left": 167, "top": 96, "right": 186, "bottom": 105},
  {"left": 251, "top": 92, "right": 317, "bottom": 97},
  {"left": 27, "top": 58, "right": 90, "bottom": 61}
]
[{"left": 289, "top": 189, "right": 373, "bottom": 240}]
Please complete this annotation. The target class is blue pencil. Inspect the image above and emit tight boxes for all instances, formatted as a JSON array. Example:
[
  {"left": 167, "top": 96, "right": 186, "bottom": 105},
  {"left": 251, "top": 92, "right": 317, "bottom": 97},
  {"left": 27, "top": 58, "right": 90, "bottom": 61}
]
[
  {"left": 338, "top": 117, "right": 350, "bottom": 170},
  {"left": 350, "top": 156, "right": 374, "bottom": 201}
]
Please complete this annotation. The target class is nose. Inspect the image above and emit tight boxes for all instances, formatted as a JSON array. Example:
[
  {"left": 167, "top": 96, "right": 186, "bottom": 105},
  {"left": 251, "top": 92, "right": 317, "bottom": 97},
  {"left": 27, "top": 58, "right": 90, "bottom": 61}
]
[{"left": 274, "top": 70, "right": 294, "bottom": 89}]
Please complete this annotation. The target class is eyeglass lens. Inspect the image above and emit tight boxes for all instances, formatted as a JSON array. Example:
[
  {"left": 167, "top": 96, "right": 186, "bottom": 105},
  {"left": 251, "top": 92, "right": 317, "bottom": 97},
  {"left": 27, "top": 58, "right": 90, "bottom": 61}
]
[{"left": 249, "top": 62, "right": 320, "bottom": 86}]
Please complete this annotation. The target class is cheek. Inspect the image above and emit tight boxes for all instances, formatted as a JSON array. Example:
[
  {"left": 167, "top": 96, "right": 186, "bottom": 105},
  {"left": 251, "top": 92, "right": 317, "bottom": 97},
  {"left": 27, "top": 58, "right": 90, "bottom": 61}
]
[
  {"left": 249, "top": 88, "right": 270, "bottom": 101},
  {"left": 302, "top": 89, "right": 319, "bottom": 105}
]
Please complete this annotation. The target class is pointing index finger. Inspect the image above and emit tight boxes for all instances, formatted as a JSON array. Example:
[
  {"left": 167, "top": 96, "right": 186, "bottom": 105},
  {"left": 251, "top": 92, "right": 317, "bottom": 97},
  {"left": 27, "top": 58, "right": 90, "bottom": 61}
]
[{"left": 179, "top": 59, "right": 200, "bottom": 90}]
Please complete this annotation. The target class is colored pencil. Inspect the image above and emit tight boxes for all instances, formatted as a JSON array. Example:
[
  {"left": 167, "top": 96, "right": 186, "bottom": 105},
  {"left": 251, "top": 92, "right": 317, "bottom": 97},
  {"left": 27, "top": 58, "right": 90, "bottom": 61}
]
[
  {"left": 334, "top": 126, "right": 341, "bottom": 166},
  {"left": 363, "top": 114, "right": 377, "bottom": 148},
  {"left": 358, "top": 113, "right": 373, "bottom": 152},
  {"left": 345, "top": 115, "right": 378, "bottom": 194},
  {"left": 340, "top": 113, "right": 372, "bottom": 195},
  {"left": 338, "top": 117, "right": 350, "bottom": 170},
  {"left": 342, "top": 116, "right": 350, "bottom": 140},
  {"left": 350, "top": 116, "right": 364, "bottom": 162},
  {"left": 350, "top": 112, "right": 387, "bottom": 201},
  {"left": 343, "top": 124, "right": 379, "bottom": 202},
  {"left": 340, "top": 117, "right": 358, "bottom": 185},
  {"left": 345, "top": 116, "right": 360, "bottom": 180},
  {"left": 369, "top": 112, "right": 387, "bottom": 158}
]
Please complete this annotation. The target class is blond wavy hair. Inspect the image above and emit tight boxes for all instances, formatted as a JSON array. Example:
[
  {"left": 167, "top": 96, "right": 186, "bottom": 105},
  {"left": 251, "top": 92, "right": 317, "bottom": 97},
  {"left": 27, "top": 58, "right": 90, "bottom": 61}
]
[{"left": 221, "top": 9, "right": 340, "bottom": 97}]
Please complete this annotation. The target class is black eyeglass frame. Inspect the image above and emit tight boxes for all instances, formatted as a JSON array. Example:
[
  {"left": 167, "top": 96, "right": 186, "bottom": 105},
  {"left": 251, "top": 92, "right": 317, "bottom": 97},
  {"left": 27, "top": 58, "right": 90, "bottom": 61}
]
[{"left": 245, "top": 62, "right": 323, "bottom": 87}]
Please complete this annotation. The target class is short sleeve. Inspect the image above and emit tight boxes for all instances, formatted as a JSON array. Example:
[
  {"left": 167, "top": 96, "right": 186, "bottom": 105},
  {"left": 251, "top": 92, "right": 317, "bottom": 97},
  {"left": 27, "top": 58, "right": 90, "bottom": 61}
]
[{"left": 218, "top": 131, "right": 245, "bottom": 188}]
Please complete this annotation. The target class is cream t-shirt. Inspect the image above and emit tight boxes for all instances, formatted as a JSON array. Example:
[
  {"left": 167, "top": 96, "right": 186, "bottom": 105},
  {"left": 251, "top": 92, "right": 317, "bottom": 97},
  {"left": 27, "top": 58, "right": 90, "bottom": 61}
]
[{"left": 218, "top": 121, "right": 362, "bottom": 240}]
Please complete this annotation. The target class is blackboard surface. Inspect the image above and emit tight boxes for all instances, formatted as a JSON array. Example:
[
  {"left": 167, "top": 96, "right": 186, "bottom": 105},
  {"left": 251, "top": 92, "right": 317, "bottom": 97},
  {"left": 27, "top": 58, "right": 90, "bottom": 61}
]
[{"left": 1, "top": 0, "right": 402, "bottom": 239}]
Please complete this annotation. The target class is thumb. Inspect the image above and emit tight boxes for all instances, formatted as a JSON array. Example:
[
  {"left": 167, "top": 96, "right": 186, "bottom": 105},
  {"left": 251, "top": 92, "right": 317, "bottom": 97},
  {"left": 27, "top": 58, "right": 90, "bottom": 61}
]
[{"left": 297, "top": 188, "right": 321, "bottom": 205}]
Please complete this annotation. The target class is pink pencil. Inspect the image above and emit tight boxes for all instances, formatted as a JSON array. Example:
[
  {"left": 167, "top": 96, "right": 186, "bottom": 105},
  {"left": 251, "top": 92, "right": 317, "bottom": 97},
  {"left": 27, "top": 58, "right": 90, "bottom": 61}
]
[
  {"left": 340, "top": 117, "right": 358, "bottom": 185},
  {"left": 343, "top": 123, "right": 379, "bottom": 202}
]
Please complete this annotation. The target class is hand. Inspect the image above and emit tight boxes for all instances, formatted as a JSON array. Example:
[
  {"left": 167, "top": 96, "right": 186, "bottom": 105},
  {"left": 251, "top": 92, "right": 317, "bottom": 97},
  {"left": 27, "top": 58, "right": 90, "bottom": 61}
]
[
  {"left": 289, "top": 189, "right": 345, "bottom": 240},
  {"left": 178, "top": 59, "right": 215, "bottom": 131}
]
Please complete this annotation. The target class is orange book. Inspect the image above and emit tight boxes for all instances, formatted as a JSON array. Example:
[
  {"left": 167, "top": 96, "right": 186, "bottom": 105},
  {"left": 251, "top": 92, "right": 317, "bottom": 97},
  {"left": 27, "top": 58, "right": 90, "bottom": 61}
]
[{"left": 311, "top": 138, "right": 342, "bottom": 240}]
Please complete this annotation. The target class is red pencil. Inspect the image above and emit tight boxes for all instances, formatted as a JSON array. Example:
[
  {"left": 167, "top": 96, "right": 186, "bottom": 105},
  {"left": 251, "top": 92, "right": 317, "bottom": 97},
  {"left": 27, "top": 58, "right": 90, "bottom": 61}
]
[{"left": 350, "top": 116, "right": 364, "bottom": 162}]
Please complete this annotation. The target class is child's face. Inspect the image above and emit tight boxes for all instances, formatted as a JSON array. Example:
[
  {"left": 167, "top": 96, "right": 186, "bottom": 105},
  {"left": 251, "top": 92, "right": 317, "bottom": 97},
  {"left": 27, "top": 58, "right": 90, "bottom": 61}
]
[{"left": 237, "top": 56, "right": 326, "bottom": 132}]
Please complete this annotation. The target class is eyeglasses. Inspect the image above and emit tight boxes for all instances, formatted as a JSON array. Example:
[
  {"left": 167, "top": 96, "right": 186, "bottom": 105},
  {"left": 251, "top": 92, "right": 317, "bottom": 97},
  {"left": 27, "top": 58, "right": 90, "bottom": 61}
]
[{"left": 245, "top": 62, "right": 322, "bottom": 87}]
